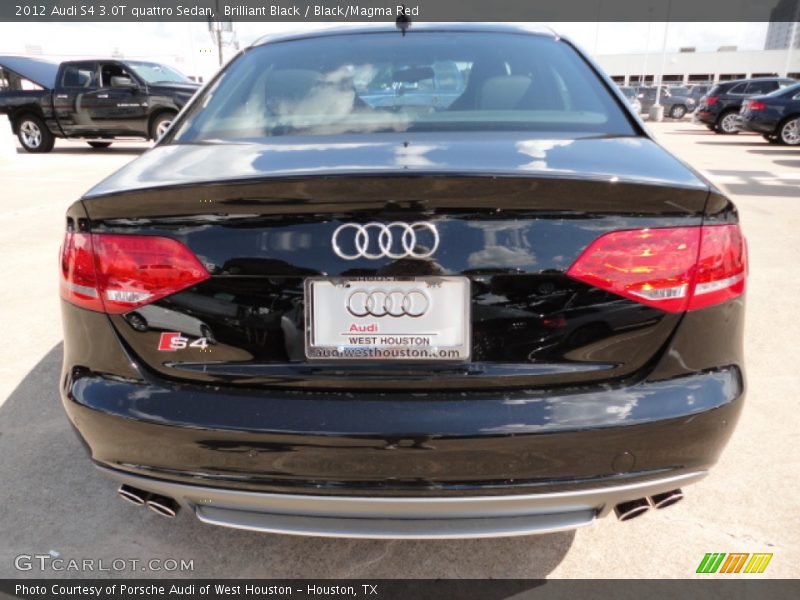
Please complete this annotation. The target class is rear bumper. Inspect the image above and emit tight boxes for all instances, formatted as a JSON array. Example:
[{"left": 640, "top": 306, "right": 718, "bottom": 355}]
[
  {"left": 64, "top": 365, "right": 743, "bottom": 494},
  {"left": 693, "top": 110, "right": 718, "bottom": 125},
  {"left": 99, "top": 465, "right": 706, "bottom": 538},
  {"left": 737, "top": 116, "right": 778, "bottom": 135}
]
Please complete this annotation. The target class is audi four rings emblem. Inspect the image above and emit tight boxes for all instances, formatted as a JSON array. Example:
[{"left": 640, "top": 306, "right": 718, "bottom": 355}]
[
  {"left": 332, "top": 222, "right": 440, "bottom": 260},
  {"left": 347, "top": 289, "right": 430, "bottom": 318}
]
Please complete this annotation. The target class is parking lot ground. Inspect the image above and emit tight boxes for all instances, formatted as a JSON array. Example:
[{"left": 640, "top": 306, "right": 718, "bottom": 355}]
[{"left": 0, "top": 125, "right": 798, "bottom": 579}]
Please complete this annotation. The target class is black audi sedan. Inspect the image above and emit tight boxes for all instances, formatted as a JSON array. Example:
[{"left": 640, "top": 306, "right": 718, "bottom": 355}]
[
  {"left": 59, "top": 24, "right": 747, "bottom": 538},
  {"left": 737, "top": 82, "right": 800, "bottom": 145},
  {"left": 693, "top": 76, "right": 795, "bottom": 134}
]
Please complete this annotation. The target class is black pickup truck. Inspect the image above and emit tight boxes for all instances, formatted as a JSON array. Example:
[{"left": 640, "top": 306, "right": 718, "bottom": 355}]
[{"left": 0, "top": 56, "right": 199, "bottom": 152}]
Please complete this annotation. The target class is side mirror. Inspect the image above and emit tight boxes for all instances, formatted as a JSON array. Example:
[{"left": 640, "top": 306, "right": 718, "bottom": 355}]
[{"left": 111, "top": 76, "right": 136, "bottom": 88}]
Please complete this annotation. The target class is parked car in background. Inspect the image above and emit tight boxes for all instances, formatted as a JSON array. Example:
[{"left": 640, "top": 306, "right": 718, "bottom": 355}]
[
  {"left": 638, "top": 87, "right": 695, "bottom": 118},
  {"left": 668, "top": 85, "right": 690, "bottom": 97},
  {"left": 687, "top": 84, "right": 712, "bottom": 102},
  {"left": 737, "top": 82, "right": 800, "bottom": 145},
  {"left": 693, "top": 77, "right": 796, "bottom": 134},
  {"left": 618, "top": 86, "right": 642, "bottom": 113},
  {"left": 0, "top": 56, "right": 199, "bottom": 152}
]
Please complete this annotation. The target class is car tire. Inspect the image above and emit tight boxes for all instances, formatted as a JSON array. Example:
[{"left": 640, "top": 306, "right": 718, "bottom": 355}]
[
  {"left": 669, "top": 105, "right": 687, "bottom": 119},
  {"left": 16, "top": 114, "right": 55, "bottom": 153},
  {"left": 150, "top": 112, "right": 177, "bottom": 141},
  {"left": 87, "top": 142, "right": 113, "bottom": 149},
  {"left": 715, "top": 111, "right": 740, "bottom": 135},
  {"left": 778, "top": 116, "right": 800, "bottom": 146}
]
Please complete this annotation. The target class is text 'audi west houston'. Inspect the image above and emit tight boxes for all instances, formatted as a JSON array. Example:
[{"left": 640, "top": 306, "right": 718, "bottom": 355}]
[{"left": 60, "top": 24, "right": 747, "bottom": 537}]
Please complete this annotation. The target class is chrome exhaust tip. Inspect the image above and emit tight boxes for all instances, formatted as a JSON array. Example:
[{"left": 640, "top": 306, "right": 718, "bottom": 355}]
[
  {"left": 650, "top": 489, "right": 684, "bottom": 509},
  {"left": 146, "top": 495, "right": 180, "bottom": 518},
  {"left": 118, "top": 484, "right": 148, "bottom": 506},
  {"left": 614, "top": 498, "right": 651, "bottom": 521}
]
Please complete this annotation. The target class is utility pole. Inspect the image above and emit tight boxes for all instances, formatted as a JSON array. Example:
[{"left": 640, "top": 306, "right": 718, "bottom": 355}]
[{"left": 208, "top": 0, "right": 234, "bottom": 67}]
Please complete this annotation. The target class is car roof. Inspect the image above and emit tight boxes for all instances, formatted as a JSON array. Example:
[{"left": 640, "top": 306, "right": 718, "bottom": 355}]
[
  {"left": 251, "top": 23, "right": 557, "bottom": 48},
  {"left": 718, "top": 77, "right": 793, "bottom": 86}
]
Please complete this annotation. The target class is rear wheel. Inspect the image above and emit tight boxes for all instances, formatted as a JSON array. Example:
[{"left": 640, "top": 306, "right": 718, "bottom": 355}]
[
  {"left": 669, "top": 105, "right": 687, "bottom": 119},
  {"left": 715, "top": 111, "right": 740, "bottom": 134},
  {"left": 150, "top": 112, "right": 177, "bottom": 141},
  {"left": 778, "top": 117, "right": 800, "bottom": 145},
  {"left": 16, "top": 114, "right": 55, "bottom": 153},
  {"left": 87, "top": 141, "right": 112, "bottom": 149}
]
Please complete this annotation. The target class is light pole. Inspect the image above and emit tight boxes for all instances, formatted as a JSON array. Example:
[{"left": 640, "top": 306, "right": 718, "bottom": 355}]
[
  {"left": 641, "top": 20, "right": 652, "bottom": 85},
  {"left": 654, "top": 0, "right": 672, "bottom": 109},
  {"left": 782, "top": 16, "right": 799, "bottom": 77}
]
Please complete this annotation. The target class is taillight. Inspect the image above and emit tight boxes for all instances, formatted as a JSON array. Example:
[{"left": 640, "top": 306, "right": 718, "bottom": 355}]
[
  {"left": 748, "top": 100, "right": 766, "bottom": 111},
  {"left": 705, "top": 96, "right": 719, "bottom": 105},
  {"left": 567, "top": 225, "right": 746, "bottom": 313},
  {"left": 60, "top": 233, "right": 210, "bottom": 314},
  {"left": 691, "top": 225, "right": 747, "bottom": 310}
]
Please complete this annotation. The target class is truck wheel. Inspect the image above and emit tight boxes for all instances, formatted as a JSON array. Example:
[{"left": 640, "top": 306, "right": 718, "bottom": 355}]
[
  {"left": 669, "top": 105, "right": 686, "bottom": 119},
  {"left": 16, "top": 115, "right": 55, "bottom": 153},
  {"left": 150, "top": 113, "right": 176, "bottom": 141},
  {"left": 87, "top": 142, "right": 112, "bottom": 149}
]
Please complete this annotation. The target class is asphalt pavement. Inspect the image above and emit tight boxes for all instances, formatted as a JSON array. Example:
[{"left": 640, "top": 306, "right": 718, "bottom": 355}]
[{"left": 0, "top": 122, "right": 797, "bottom": 579}]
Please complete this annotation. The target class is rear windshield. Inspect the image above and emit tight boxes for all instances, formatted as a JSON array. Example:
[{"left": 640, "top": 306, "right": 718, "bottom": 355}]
[
  {"left": 173, "top": 31, "right": 636, "bottom": 142},
  {"left": 0, "top": 67, "right": 44, "bottom": 91},
  {"left": 772, "top": 82, "right": 800, "bottom": 96}
]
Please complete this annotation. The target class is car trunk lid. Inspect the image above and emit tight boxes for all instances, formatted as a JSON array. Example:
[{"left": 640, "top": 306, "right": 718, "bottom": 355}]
[{"left": 77, "top": 134, "right": 709, "bottom": 391}]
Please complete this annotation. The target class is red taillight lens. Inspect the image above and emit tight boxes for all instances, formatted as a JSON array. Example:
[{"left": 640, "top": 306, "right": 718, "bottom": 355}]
[
  {"left": 691, "top": 224, "right": 747, "bottom": 310},
  {"left": 705, "top": 96, "right": 719, "bottom": 105},
  {"left": 60, "top": 233, "right": 210, "bottom": 314},
  {"left": 567, "top": 225, "right": 746, "bottom": 313},
  {"left": 60, "top": 231, "right": 103, "bottom": 312},
  {"left": 748, "top": 100, "right": 766, "bottom": 111}
]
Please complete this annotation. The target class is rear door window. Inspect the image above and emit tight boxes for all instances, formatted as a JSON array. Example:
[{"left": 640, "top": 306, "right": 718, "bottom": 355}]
[
  {"left": 728, "top": 83, "right": 748, "bottom": 95},
  {"left": 61, "top": 63, "right": 98, "bottom": 89},
  {"left": 745, "top": 80, "right": 777, "bottom": 95}
]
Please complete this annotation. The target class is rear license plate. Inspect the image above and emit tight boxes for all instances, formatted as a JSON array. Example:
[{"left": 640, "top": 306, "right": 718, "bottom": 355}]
[{"left": 305, "top": 277, "right": 470, "bottom": 361}]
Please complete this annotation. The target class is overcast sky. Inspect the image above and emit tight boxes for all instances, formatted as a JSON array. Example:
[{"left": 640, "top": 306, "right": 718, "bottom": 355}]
[{"left": 0, "top": 21, "right": 772, "bottom": 78}]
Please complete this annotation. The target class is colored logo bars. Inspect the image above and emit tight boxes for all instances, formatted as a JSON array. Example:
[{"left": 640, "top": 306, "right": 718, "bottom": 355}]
[{"left": 696, "top": 553, "right": 773, "bottom": 574}]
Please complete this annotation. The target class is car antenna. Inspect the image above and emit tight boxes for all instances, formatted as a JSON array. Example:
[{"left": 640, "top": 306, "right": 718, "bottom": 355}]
[{"left": 396, "top": 7, "right": 411, "bottom": 36}]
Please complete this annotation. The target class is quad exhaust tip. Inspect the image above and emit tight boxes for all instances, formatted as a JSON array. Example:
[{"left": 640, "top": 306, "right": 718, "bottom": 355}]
[
  {"left": 650, "top": 489, "right": 684, "bottom": 509},
  {"left": 118, "top": 485, "right": 180, "bottom": 518},
  {"left": 118, "top": 484, "right": 148, "bottom": 506},
  {"left": 615, "top": 488, "right": 685, "bottom": 521},
  {"left": 146, "top": 494, "right": 180, "bottom": 518},
  {"left": 614, "top": 498, "right": 650, "bottom": 521}
]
